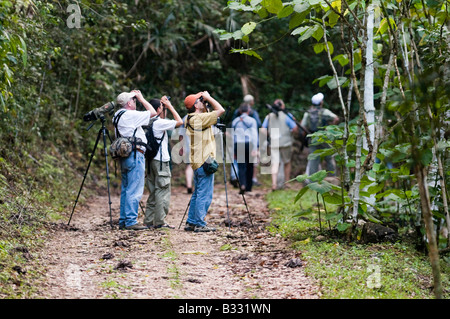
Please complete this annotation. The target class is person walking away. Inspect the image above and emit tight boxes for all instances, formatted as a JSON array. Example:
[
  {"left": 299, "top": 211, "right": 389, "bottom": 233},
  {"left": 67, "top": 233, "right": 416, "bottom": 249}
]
[
  {"left": 232, "top": 103, "right": 258, "bottom": 194},
  {"left": 261, "top": 99, "right": 298, "bottom": 191},
  {"left": 230, "top": 94, "right": 262, "bottom": 187},
  {"left": 114, "top": 90, "right": 157, "bottom": 230},
  {"left": 184, "top": 91, "right": 225, "bottom": 232},
  {"left": 300, "top": 92, "right": 339, "bottom": 177},
  {"left": 144, "top": 96, "right": 183, "bottom": 229}
]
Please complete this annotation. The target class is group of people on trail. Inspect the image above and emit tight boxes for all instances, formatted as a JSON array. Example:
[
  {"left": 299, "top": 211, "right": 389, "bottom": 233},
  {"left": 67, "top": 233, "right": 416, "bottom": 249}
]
[
  {"left": 113, "top": 90, "right": 224, "bottom": 232},
  {"left": 112, "top": 89, "right": 338, "bottom": 232},
  {"left": 230, "top": 92, "right": 339, "bottom": 192}
]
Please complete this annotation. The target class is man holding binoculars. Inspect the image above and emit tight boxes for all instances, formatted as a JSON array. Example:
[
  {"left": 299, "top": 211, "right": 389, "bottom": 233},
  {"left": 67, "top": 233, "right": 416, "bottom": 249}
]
[{"left": 183, "top": 91, "right": 225, "bottom": 232}]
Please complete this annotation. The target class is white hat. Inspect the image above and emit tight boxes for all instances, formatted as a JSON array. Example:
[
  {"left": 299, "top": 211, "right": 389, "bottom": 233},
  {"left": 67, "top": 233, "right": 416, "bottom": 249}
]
[
  {"left": 116, "top": 91, "right": 137, "bottom": 107},
  {"left": 243, "top": 94, "right": 254, "bottom": 103},
  {"left": 311, "top": 93, "right": 324, "bottom": 105}
]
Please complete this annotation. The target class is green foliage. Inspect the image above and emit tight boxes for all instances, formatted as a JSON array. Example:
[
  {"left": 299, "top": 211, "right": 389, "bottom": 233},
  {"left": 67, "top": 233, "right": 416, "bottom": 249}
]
[{"left": 266, "top": 189, "right": 450, "bottom": 299}]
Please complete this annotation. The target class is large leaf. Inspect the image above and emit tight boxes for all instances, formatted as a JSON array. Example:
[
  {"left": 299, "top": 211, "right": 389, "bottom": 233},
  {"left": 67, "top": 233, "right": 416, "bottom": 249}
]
[
  {"left": 241, "top": 22, "right": 257, "bottom": 35},
  {"left": 262, "top": 0, "right": 284, "bottom": 14},
  {"left": 309, "top": 170, "right": 327, "bottom": 182},
  {"left": 307, "top": 181, "right": 333, "bottom": 194}
]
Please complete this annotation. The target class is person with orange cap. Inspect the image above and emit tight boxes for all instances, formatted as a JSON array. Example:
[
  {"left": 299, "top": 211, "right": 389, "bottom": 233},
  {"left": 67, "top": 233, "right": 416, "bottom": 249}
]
[{"left": 183, "top": 91, "right": 225, "bottom": 232}]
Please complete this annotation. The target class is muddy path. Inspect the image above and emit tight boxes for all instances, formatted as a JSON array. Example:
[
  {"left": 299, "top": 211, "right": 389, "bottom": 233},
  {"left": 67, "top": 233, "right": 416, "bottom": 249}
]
[{"left": 33, "top": 182, "right": 319, "bottom": 300}]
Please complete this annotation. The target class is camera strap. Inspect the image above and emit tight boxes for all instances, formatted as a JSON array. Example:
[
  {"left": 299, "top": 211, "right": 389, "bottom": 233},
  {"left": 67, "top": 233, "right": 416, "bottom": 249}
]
[
  {"left": 113, "top": 110, "right": 127, "bottom": 137},
  {"left": 186, "top": 115, "right": 209, "bottom": 132}
]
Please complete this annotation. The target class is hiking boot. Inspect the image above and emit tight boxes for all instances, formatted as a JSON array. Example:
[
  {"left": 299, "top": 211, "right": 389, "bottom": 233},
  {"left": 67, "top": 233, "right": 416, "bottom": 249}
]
[
  {"left": 194, "top": 225, "right": 216, "bottom": 233},
  {"left": 125, "top": 223, "right": 148, "bottom": 231},
  {"left": 184, "top": 223, "right": 195, "bottom": 232}
]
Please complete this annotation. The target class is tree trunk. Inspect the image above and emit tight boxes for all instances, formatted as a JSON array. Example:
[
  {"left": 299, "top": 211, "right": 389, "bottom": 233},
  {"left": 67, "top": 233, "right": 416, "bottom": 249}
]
[{"left": 416, "top": 164, "right": 443, "bottom": 299}]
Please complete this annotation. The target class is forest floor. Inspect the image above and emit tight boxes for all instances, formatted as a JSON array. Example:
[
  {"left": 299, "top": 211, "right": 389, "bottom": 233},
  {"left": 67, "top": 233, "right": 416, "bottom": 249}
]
[{"left": 31, "top": 182, "right": 320, "bottom": 299}]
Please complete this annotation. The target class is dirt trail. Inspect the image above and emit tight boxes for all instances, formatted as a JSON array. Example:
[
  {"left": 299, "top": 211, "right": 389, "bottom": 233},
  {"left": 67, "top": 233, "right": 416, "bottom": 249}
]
[{"left": 34, "top": 183, "right": 319, "bottom": 299}]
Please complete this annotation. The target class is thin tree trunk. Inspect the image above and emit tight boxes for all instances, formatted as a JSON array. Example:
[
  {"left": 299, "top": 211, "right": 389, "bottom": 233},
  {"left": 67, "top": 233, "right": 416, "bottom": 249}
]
[{"left": 415, "top": 164, "right": 443, "bottom": 299}]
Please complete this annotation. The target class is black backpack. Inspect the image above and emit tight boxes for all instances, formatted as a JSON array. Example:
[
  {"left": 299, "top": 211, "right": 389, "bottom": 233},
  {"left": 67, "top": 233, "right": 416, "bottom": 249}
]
[
  {"left": 307, "top": 107, "right": 328, "bottom": 133},
  {"left": 142, "top": 117, "right": 165, "bottom": 162}
]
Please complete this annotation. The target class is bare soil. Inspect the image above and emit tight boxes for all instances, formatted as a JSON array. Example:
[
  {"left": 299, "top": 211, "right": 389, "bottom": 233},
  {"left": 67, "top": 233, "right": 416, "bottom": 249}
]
[{"left": 33, "top": 181, "right": 319, "bottom": 299}]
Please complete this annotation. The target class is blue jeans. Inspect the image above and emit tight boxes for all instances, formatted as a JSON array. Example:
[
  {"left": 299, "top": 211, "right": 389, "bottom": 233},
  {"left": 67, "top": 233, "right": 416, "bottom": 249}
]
[
  {"left": 187, "top": 165, "right": 214, "bottom": 227},
  {"left": 119, "top": 152, "right": 145, "bottom": 227}
]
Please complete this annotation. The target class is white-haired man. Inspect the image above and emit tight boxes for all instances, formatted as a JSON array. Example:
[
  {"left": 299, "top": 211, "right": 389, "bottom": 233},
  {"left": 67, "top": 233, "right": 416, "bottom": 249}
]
[{"left": 114, "top": 90, "right": 157, "bottom": 230}]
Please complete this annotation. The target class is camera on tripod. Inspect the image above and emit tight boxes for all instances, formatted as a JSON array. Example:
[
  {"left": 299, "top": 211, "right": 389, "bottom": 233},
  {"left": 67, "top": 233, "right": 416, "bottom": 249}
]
[{"left": 83, "top": 101, "right": 116, "bottom": 122}]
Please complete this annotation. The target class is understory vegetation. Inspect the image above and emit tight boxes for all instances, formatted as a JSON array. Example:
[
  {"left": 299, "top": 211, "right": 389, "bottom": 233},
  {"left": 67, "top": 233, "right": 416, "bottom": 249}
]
[{"left": 266, "top": 189, "right": 450, "bottom": 299}]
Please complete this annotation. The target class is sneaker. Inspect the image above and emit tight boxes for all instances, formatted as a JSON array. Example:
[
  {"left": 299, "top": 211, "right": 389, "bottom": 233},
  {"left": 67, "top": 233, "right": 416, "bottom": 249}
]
[
  {"left": 184, "top": 223, "right": 195, "bottom": 232},
  {"left": 125, "top": 223, "right": 149, "bottom": 231},
  {"left": 194, "top": 225, "right": 216, "bottom": 233}
]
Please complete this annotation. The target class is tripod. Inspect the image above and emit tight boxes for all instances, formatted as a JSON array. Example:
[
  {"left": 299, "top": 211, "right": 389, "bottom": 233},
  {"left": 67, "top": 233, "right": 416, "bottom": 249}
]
[
  {"left": 178, "top": 122, "right": 253, "bottom": 230},
  {"left": 68, "top": 115, "right": 114, "bottom": 228}
]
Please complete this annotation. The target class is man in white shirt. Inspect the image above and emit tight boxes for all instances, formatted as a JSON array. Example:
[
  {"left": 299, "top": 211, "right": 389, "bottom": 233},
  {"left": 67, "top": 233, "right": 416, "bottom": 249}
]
[
  {"left": 144, "top": 96, "right": 183, "bottom": 229},
  {"left": 113, "top": 90, "right": 157, "bottom": 230}
]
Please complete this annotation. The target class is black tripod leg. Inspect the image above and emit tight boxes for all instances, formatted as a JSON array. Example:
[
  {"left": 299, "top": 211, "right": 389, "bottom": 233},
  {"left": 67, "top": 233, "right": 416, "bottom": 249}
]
[
  {"left": 178, "top": 197, "right": 191, "bottom": 229},
  {"left": 101, "top": 125, "right": 114, "bottom": 229},
  {"left": 220, "top": 135, "right": 231, "bottom": 230},
  {"left": 68, "top": 126, "right": 102, "bottom": 226}
]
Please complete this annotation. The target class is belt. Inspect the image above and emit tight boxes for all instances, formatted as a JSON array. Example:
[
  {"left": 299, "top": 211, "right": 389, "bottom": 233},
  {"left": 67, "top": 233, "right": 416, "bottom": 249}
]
[{"left": 136, "top": 148, "right": 145, "bottom": 155}]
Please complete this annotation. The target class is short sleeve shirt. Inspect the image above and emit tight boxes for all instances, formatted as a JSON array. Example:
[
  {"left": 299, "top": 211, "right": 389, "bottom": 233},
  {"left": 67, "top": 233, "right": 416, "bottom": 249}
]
[{"left": 185, "top": 111, "right": 218, "bottom": 170}]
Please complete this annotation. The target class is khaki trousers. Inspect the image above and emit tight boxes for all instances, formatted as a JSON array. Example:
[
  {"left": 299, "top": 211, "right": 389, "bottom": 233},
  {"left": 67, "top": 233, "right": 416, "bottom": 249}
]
[{"left": 144, "top": 160, "right": 171, "bottom": 226}]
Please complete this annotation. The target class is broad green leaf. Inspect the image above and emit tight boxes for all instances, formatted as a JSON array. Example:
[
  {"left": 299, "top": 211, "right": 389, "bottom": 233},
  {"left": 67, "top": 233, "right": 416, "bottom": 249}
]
[
  {"left": 241, "top": 22, "right": 257, "bottom": 35},
  {"left": 312, "top": 25, "right": 324, "bottom": 41},
  {"left": 262, "top": 0, "right": 283, "bottom": 14},
  {"left": 322, "top": 192, "right": 343, "bottom": 204},
  {"left": 298, "top": 25, "right": 318, "bottom": 43},
  {"left": 309, "top": 170, "right": 327, "bottom": 182},
  {"left": 278, "top": 5, "right": 294, "bottom": 18},
  {"left": 308, "top": 181, "right": 333, "bottom": 194},
  {"left": 228, "top": 2, "right": 256, "bottom": 11},
  {"left": 314, "top": 42, "right": 324, "bottom": 54},
  {"left": 291, "top": 26, "right": 308, "bottom": 36},
  {"left": 293, "top": 2, "right": 310, "bottom": 14},
  {"left": 333, "top": 54, "right": 349, "bottom": 67}
]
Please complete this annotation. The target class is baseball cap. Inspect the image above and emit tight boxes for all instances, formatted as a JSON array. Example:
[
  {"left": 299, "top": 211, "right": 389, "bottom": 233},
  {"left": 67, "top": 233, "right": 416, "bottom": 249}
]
[
  {"left": 243, "top": 94, "right": 254, "bottom": 103},
  {"left": 184, "top": 92, "right": 202, "bottom": 109},
  {"left": 116, "top": 91, "right": 137, "bottom": 107},
  {"left": 311, "top": 93, "right": 324, "bottom": 105}
]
